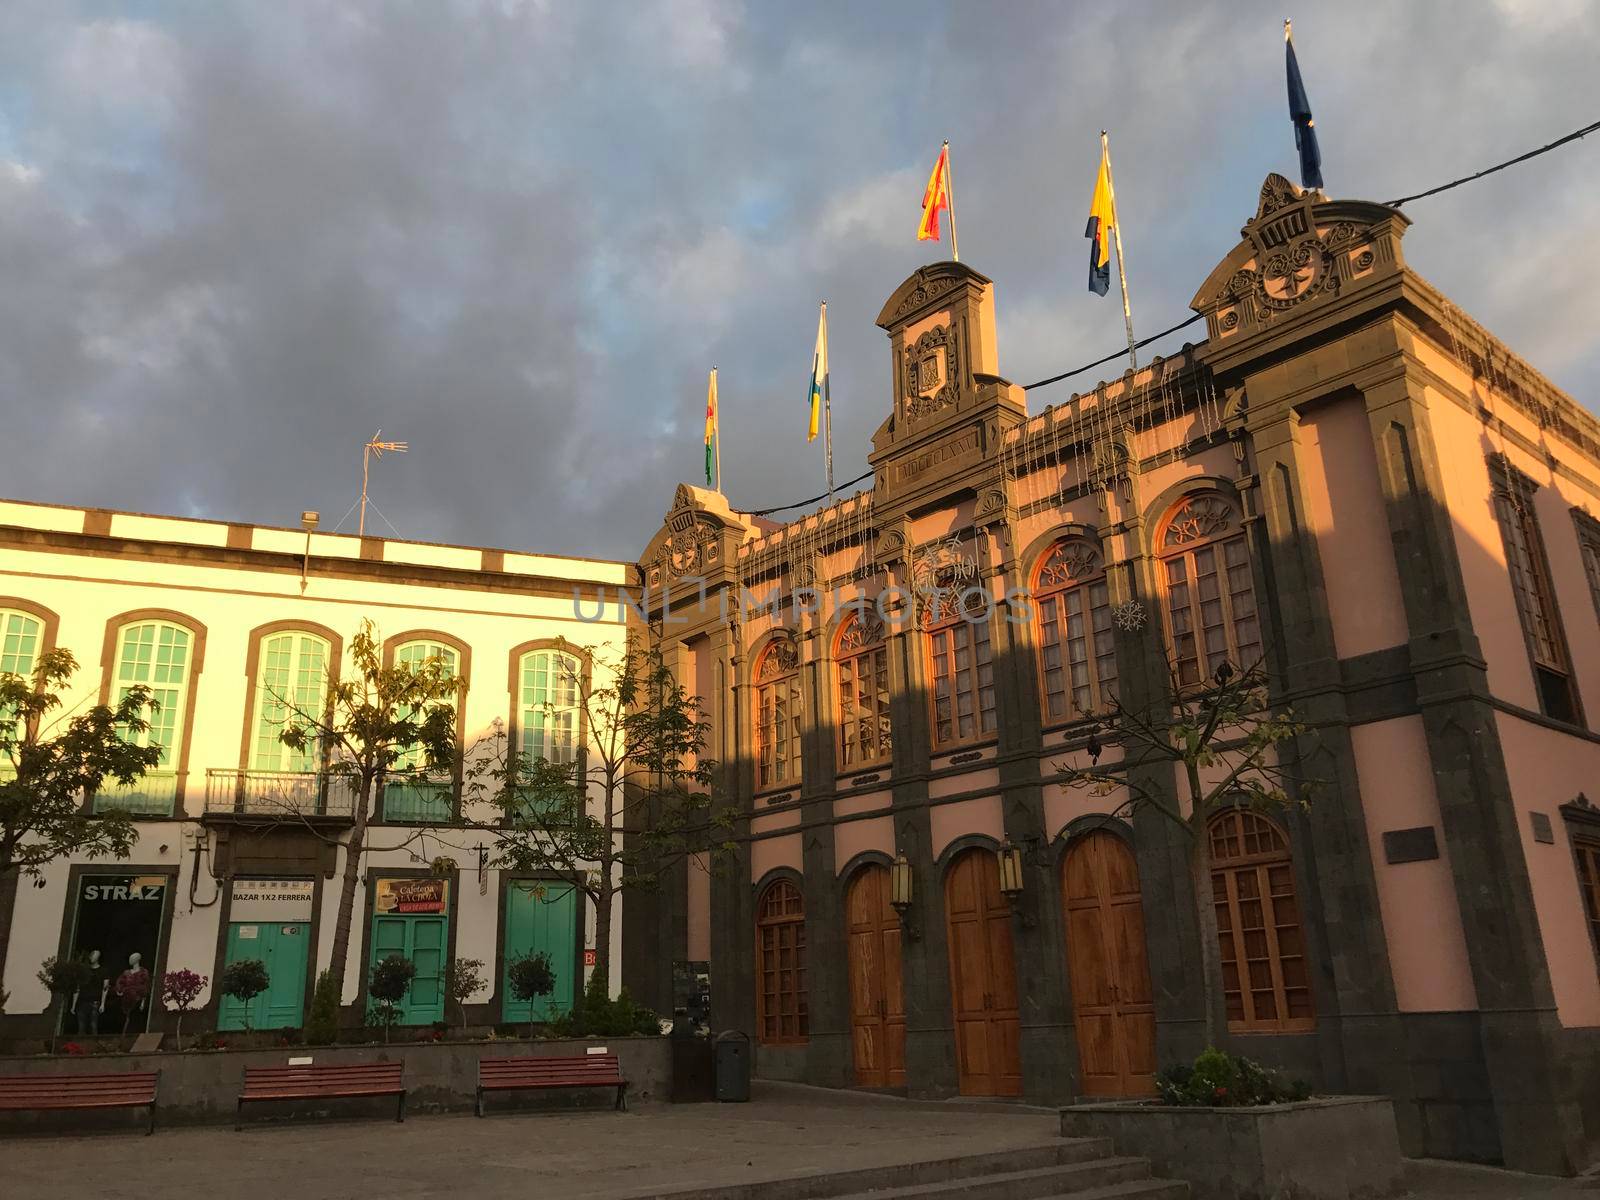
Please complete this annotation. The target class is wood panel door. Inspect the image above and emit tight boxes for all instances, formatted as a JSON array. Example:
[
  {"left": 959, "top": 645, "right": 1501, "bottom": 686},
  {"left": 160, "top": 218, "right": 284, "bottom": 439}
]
[
  {"left": 846, "top": 865, "right": 907, "bottom": 1087},
  {"left": 944, "top": 849, "right": 1023, "bottom": 1097},
  {"left": 1062, "top": 831, "right": 1157, "bottom": 1096}
]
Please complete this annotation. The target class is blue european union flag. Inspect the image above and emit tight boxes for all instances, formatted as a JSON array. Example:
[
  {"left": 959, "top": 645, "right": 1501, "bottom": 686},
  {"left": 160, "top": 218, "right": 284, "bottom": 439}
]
[{"left": 1285, "top": 28, "right": 1323, "bottom": 190}]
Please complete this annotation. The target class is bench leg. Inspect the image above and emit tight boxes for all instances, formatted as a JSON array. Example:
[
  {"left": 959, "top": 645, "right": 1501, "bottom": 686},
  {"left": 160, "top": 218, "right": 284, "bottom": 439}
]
[
  {"left": 617, "top": 1083, "right": 628, "bottom": 1112},
  {"left": 475, "top": 1086, "right": 483, "bottom": 1118},
  {"left": 235, "top": 1097, "right": 245, "bottom": 1132},
  {"left": 397, "top": 1090, "right": 406, "bottom": 1123},
  {"left": 147, "top": 1102, "right": 157, "bottom": 1136}
]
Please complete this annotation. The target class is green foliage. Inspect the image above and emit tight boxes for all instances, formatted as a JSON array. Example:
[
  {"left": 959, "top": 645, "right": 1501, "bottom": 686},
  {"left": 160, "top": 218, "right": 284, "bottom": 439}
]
[
  {"left": 1155, "top": 1047, "right": 1310, "bottom": 1108},
  {"left": 305, "top": 969, "right": 340, "bottom": 1045},
  {"left": 443, "top": 957, "right": 485, "bottom": 1031},
  {"left": 368, "top": 954, "right": 415, "bottom": 1042},
  {"left": 550, "top": 971, "right": 661, "bottom": 1038},
  {"left": 220, "top": 958, "right": 270, "bottom": 1032},
  {"left": 37, "top": 954, "right": 97, "bottom": 997},
  {"left": 0, "top": 648, "right": 164, "bottom": 882},
  {"left": 506, "top": 951, "right": 555, "bottom": 1005}
]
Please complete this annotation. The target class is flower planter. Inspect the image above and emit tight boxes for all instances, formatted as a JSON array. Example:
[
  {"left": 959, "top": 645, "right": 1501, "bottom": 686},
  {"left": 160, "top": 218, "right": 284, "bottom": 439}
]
[{"left": 1060, "top": 1096, "right": 1403, "bottom": 1200}]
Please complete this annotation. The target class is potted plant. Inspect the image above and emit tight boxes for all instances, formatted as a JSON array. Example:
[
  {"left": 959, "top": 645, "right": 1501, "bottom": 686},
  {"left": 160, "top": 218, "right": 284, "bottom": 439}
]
[
  {"left": 219, "top": 959, "right": 270, "bottom": 1033},
  {"left": 1060, "top": 1048, "right": 1404, "bottom": 1200},
  {"left": 160, "top": 969, "right": 207, "bottom": 1050},
  {"left": 506, "top": 951, "right": 555, "bottom": 1040},
  {"left": 368, "top": 954, "right": 415, "bottom": 1043}
]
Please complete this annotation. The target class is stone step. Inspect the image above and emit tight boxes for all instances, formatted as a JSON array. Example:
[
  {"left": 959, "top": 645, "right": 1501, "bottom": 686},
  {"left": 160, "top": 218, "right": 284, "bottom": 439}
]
[
  {"left": 1039, "top": 1182, "right": 1190, "bottom": 1200},
  {"left": 823, "top": 1156, "right": 1159, "bottom": 1200},
  {"left": 628, "top": 1141, "right": 1122, "bottom": 1200}
]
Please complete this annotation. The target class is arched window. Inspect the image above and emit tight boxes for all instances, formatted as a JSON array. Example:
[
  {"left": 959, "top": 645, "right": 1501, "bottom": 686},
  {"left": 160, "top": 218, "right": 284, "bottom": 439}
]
[
  {"left": 102, "top": 619, "right": 194, "bottom": 814},
  {"left": 754, "top": 637, "right": 802, "bottom": 790},
  {"left": 1209, "top": 809, "right": 1314, "bottom": 1032},
  {"left": 518, "top": 648, "right": 582, "bottom": 766},
  {"left": 925, "top": 592, "right": 996, "bottom": 750},
  {"left": 388, "top": 639, "right": 460, "bottom": 823},
  {"left": 836, "top": 609, "right": 891, "bottom": 769},
  {"left": 0, "top": 608, "right": 44, "bottom": 742},
  {"left": 756, "top": 879, "right": 808, "bottom": 1044},
  {"left": 1033, "top": 539, "right": 1117, "bottom": 721},
  {"left": 251, "top": 631, "right": 330, "bottom": 772},
  {"left": 1158, "top": 494, "right": 1261, "bottom": 686}
]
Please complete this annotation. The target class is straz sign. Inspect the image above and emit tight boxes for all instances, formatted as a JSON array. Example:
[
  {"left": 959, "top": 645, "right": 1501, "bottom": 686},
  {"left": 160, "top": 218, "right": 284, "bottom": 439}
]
[
  {"left": 80, "top": 877, "right": 166, "bottom": 903},
  {"left": 375, "top": 878, "right": 448, "bottom": 915}
]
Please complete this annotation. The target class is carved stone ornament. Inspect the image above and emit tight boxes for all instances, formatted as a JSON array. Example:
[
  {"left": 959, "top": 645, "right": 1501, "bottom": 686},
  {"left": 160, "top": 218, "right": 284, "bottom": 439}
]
[
  {"left": 755, "top": 634, "right": 800, "bottom": 680},
  {"left": 902, "top": 324, "right": 961, "bottom": 424},
  {"left": 1036, "top": 540, "right": 1101, "bottom": 588},
  {"left": 890, "top": 274, "right": 965, "bottom": 322},
  {"left": 838, "top": 608, "right": 887, "bottom": 652},
  {"left": 911, "top": 533, "right": 980, "bottom": 596},
  {"left": 1163, "top": 494, "right": 1237, "bottom": 547},
  {"left": 653, "top": 511, "right": 722, "bottom": 584}
]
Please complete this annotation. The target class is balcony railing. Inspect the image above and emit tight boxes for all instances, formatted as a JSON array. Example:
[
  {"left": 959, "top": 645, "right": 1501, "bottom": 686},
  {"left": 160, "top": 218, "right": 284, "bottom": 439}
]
[
  {"left": 382, "top": 779, "right": 454, "bottom": 824},
  {"left": 94, "top": 772, "right": 179, "bottom": 817},
  {"left": 203, "top": 769, "right": 359, "bottom": 820}
]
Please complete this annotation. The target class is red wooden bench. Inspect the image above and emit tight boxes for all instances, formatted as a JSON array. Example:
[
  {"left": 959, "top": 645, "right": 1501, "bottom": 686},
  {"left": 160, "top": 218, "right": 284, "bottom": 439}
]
[
  {"left": 476, "top": 1053, "right": 628, "bottom": 1116},
  {"left": 236, "top": 1062, "right": 405, "bottom": 1130},
  {"left": 0, "top": 1070, "right": 161, "bottom": 1135}
]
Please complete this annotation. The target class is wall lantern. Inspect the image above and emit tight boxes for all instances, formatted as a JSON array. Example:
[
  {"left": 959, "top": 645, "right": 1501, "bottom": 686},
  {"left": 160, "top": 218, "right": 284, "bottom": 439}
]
[
  {"left": 889, "top": 853, "right": 919, "bottom": 941},
  {"left": 997, "top": 841, "right": 1025, "bottom": 902}
]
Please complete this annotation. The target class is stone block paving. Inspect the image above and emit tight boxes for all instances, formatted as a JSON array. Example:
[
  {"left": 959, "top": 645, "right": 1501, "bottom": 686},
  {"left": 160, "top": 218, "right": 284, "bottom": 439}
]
[{"left": 5, "top": 1081, "right": 1592, "bottom": 1199}]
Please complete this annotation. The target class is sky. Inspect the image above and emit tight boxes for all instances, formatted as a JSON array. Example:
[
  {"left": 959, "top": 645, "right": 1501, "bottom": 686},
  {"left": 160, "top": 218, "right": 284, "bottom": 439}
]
[{"left": 1, "top": 1, "right": 1597, "bottom": 561}]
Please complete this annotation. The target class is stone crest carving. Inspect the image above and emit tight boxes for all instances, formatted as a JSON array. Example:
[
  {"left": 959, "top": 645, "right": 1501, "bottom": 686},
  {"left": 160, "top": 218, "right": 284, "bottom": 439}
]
[
  {"left": 902, "top": 324, "right": 961, "bottom": 424},
  {"left": 647, "top": 501, "right": 723, "bottom": 589},
  {"left": 889, "top": 273, "right": 965, "bottom": 322}
]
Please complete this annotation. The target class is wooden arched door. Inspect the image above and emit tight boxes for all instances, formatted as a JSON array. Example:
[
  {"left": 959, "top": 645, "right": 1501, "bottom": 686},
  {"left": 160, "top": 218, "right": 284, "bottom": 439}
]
[
  {"left": 944, "top": 848, "right": 1022, "bottom": 1096},
  {"left": 1061, "top": 830, "right": 1156, "bottom": 1096},
  {"left": 846, "top": 864, "right": 906, "bottom": 1087}
]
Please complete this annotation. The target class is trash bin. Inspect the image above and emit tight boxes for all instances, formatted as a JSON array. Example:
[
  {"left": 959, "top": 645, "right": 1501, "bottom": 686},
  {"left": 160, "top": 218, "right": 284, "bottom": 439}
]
[{"left": 714, "top": 1029, "right": 751, "bottom": 1102}]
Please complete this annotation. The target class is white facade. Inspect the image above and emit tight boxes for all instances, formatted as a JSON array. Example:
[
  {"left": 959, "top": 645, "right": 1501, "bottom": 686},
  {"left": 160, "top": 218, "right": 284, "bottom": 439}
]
[{"left": 0, "top": 498, "right": 631, "bottom": 1032}]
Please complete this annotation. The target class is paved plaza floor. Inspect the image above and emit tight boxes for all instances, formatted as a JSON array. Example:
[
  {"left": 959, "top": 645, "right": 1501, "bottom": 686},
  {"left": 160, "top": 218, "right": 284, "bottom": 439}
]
[{"left": 4, "top": 1081, "right": 1592, "bottom": 1199}]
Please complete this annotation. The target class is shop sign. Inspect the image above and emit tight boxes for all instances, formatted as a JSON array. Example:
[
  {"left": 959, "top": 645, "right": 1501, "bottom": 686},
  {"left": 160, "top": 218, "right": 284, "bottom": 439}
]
[
  {"left": 583, "top": 948, "right": 597, "bottom": 967},
  {"left": 230, "top": 879, "right": 314, "bottom": 923},
  {"left": 79, "top": 875, "right": 167, "bottom": 903},
  {"left": 375, "top": 878, "right": 448, "bottom": 915}
]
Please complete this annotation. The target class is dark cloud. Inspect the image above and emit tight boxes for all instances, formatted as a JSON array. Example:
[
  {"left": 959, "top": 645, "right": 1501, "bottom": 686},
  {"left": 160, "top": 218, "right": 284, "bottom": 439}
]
[{"left": 1, "top": 1, "right": 1596, "bottom": 558}]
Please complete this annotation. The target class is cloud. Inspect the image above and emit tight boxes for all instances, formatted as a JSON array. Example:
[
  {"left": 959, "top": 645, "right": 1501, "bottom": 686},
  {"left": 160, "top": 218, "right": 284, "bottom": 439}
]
[{"left": 0, "top": 1, "right": 1595, "bottom": 561}]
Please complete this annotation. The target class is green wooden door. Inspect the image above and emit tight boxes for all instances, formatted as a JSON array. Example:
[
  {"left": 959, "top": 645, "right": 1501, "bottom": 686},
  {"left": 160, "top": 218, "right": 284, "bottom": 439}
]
[
  {"left": 502, "top": 882, "right": 577, "bottom": 1023},
  {"left": 219, "top": 923, "right": 309, "bottom": 1031},
  {"left": 370, "top": 914, "right": 449, "bottom": 1025}
]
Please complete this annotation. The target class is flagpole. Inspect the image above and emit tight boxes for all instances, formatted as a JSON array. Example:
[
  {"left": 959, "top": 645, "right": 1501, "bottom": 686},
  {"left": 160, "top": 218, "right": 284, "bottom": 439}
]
[
  {"left": 821, "top": 302, "right": 835, "bottom": 505},
  {"left": 713, "top": 366, "right": 723, "bottom": 494},
  {"left": 1101, "top": 131, "right": 1137, "bottom": 369},
  {"left": 942, "top": 141, "right": 960, "bottom": 263}
]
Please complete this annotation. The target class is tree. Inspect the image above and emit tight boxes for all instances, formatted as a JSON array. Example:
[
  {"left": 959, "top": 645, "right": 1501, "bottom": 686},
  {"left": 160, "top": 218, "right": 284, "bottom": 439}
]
[
  {"left": 160, "top": 969, "right": 207, "bottom": 1049},
  {"left": 506, "top": 951, "right": 555, "bottom": 1041},
  {"left": 468, "top": 636, "right": 719, "bottom": 994},
  {"left": 220, "top": 959, "right": 270, "bottom": 1033},
  {"left": 1056, "top": 662, "right": 1312, "bottom": 1046},
  {"left": 0, "top": 648, "right": 164, "bottom": 884},
  {"left": 443, "top": 957, "right": 485, "bottom": 1034},
  {"left": 37, "top": 954, "right": 96, "bottom": 1039},
  {"left": 368, "top": 954, "right": 415, "bottom": 1042},
  {"left": 275, "top": 620, "right": 458, "bottom": 1019}
]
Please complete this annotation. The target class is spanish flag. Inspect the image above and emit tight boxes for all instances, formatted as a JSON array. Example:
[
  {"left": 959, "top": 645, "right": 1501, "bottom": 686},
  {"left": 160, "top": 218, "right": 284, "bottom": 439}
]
[
  {"left": 704, "top": 368, "right": 719, "bottom": 489},
  {"left": 917, "top": 143, "right": 952, "bottom": 243},
  {"left": 807, "top": 303, "right": 828, "bottom": 442},
  {"left": 1085, "top": 142, "right": 1115, "bottom": 296}
]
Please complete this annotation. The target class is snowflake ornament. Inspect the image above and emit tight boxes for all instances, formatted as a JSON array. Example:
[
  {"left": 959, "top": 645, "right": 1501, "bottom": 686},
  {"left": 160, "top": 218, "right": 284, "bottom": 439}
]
[{"left": 1112, "top": 600, "right": 1147, "bottom": 632}]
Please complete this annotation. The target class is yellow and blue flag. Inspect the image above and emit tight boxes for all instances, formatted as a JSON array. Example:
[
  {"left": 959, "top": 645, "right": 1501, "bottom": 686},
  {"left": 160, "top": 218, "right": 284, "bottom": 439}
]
[
  {"left": 1085, "top": 143, "right": 1115, "bottom": 296},
  {"left": 807, "top": 303, "right": 828, "bottom": 442},
  {"left": 1285, "top": 21, "right": 1323, "bottom": 190},
  {"left": 704, "top": 368, "right": 718, "bottom": 488}
]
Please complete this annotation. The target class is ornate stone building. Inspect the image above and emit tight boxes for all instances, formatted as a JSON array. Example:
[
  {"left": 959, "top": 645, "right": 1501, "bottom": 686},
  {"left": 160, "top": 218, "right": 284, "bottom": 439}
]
[{"left": 629, "top": 175, "right": 1600, "bottom": 1174}]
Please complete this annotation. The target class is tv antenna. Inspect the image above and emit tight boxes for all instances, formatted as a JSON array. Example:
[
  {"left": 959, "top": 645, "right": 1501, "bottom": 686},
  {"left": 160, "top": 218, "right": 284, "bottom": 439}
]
[{"left": 359, "top": 431, "right": 408, "bottom": 537}]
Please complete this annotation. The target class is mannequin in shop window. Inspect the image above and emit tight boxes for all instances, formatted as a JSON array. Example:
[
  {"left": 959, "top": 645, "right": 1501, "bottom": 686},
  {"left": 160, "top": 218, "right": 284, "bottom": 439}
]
[
  {"left": 114, "top": 952, "right": 151, "bottom": 1034},
  {"left": 73, "top": 949, "right": 107, "bottom": 1035}
]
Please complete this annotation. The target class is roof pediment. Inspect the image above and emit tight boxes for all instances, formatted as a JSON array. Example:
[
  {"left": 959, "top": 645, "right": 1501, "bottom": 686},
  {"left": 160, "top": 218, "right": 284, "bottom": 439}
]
[{"left": 876, "top": 261, "right": 992, "bottom": 330}]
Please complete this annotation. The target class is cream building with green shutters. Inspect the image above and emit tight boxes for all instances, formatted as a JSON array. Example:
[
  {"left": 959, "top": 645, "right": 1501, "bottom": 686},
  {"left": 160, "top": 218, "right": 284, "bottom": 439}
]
[{"left": 0, "top": 497, "right": 632, "bottom": 1037}]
